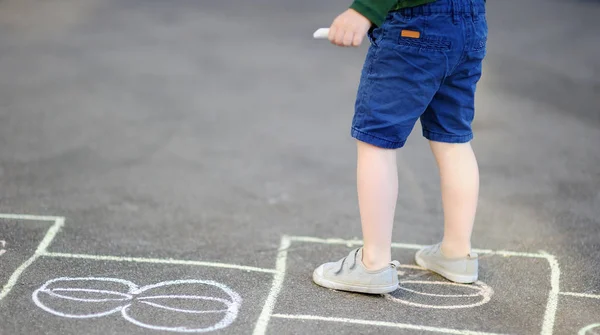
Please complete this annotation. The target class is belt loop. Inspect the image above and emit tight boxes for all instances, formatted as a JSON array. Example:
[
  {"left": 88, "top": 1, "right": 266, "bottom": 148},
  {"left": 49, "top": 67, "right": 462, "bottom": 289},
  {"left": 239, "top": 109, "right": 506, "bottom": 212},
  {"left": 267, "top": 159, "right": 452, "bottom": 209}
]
[
  {"left": 471, "top": 0, "right": 477, "bottom": 21},
  {"left": 451, "top": 0, "right": 459, "bottom": 23}
]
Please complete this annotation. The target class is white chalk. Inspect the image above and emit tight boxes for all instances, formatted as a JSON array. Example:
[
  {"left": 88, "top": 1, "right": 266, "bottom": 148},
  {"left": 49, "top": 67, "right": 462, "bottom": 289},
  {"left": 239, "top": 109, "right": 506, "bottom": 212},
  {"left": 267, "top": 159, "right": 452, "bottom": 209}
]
[
  {"left": 0, "top": 216, "right": 64, "bottom": 301},
  {"left": 271, "top": 314, "right": 504, "bottom": 335},
  {"left": 313, "top": 28, "right": 330, "bottom": 39},
  {"left": 252, "top": 236, "right": 291, "bottom": 335},
  {"left": 579, "top": 323, "right": 600, "bottom": 335},
  {"left": 33, "top": 277, "right": 242, "bottom": 333},
  {"left": 385, "top": 280, "right": 493, "bottom": 309},
  {"left": 539, "top": 251, "right": 560, "bottom": 335},
  {"left": 0, "top": 213, "right": 65, "bottom": 222},
  {"left": 559, "top": 292, "right": 600, "bottom": 300},
  {"left": 44, "top": 252, "right": 277, "bottom": 274}
]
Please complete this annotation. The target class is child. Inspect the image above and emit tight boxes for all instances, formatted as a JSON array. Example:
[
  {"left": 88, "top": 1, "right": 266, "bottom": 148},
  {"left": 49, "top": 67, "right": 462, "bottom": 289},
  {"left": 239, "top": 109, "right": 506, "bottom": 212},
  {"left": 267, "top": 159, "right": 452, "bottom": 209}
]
[{"left": 313, "top": 0, "right": 487, "bottom": 294}]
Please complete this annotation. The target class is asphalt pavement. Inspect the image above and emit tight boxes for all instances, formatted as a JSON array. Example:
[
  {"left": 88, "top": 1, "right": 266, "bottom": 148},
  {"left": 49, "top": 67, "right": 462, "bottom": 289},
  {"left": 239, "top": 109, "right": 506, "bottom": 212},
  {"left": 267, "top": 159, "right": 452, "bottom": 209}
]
[{"left": 0, "top": 0, "right": 599, "bottom": 334}]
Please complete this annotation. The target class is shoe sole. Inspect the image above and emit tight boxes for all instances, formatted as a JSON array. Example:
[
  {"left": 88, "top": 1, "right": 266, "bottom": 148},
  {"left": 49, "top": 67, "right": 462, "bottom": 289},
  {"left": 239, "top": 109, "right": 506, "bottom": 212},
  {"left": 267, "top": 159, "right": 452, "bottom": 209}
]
[
  {"left": 415, "top": 253, "right": 478, "bottom": 284},
  {"left": 312, "top": 271, "right": 398, "bottom": 294}
]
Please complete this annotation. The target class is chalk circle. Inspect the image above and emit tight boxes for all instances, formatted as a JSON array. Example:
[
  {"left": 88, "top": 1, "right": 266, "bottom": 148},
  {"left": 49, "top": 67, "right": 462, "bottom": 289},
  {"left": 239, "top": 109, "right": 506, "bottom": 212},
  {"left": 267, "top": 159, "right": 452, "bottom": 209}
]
[
  {"left": 33, "top": 277, "right": 137, "bottom": 318},
  {"left": 124, "top": 280, "right": 241, "bottom": 333},
  {"left": 33, "top": 277, "right": 242, "bottom": 333},
  {"left": 579, "top": 323, "right": 600, "bottom": 335},
  {"left": 384, "top": 280, "right": 493, "bottom": 309}
]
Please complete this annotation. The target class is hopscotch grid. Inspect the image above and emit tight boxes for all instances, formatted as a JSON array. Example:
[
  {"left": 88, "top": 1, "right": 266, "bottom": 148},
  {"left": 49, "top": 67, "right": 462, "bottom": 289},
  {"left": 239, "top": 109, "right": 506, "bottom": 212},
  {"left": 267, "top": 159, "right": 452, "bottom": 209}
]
[
  {"left": 3, "top": 218, "right": 597, "bottom": 334},
  {"left": 253, "top": 235, "right": 564, "bottom": 335},
  {"left": 1, "top": 214, "right": 279, "bottom": 304}
]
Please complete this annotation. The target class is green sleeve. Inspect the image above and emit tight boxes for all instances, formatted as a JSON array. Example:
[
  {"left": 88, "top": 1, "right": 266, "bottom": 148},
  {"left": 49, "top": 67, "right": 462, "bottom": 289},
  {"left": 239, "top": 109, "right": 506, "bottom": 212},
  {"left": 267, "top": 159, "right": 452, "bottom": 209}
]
[{"left": 349, "top": 0, "right": 398, "bottom": 27}]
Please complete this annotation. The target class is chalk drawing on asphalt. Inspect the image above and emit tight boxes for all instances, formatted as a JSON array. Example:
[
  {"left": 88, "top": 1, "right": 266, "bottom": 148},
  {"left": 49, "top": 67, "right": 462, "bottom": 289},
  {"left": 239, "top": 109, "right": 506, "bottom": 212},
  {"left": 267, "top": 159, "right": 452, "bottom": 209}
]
[
  {"left": 579, "top": 323, "right": 600, "bottom": 335},
  {"left": 0, "top": 240, "right": 5, "bottom": 257},
  {"left": 385, "top": 280, "right": 493, "bottom": 309},
  {"left": 1, "top": 215, "right": 599, "bottom": 335},
  {"left": 33, "top": 277, "right": 242, "bottom": 333},
  {"left": 380, "top": 265, "right": 494, "bottom": 309}
]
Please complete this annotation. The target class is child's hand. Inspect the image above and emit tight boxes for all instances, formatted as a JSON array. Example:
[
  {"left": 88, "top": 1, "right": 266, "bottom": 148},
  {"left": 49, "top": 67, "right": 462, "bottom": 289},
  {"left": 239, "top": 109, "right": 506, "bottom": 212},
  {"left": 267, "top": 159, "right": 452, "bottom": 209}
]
[{"left": 328, "top": 9, "right": 372, "bottom": 47}]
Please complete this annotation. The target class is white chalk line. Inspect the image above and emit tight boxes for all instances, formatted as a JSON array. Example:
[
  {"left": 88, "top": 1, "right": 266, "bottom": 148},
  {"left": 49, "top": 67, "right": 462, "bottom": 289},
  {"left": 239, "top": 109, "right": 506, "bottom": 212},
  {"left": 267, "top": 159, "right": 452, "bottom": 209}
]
[
  {"left": 396, "top": 280, "right": 485, "bottom": 298},
  {"left": 252, "top": 235, "right": 291, "bottom": 335},
  {"left": 271, "top": 314, "right": 507, "bottom": 335},
  {"left": 42, "top": 252, "right": 278, "bottom": 274},
  {"left": 579, "top": 323, "right": 600, "bottom": 335},
  {"left": 139, "top": 301, "right": 228, "bottom": 314},
  {"left": 137, "top": 295, "right": 234, "bottom": 314},
  {"left": 539, "top": 251, "right": 561, "bottom": 335},
  {"left": 38, "top": 276, "right": 138, "bottom": 289},
  {"left": 0, "top": 240, "right": 5, "bottom": 256},
  {"left": 33, "top": 286, "right": 127, "bottom": 319},
  {"left": 47, "top": 288, "right": 133, "bottom": 302},
  {"left": 559, "top": 292, "right": 600, "bottom": 300},
  {"left": 137, "top": 295, "right": 231, "bottom": 303},
  {"left": 288, "top": 236, "right": 549, "bottom": 258},
  {"left": 0, "top": 213, "right": 64, "bottom": 222},
  {"left": 386, "top": 281, "right": 493, "bottom": 309},
  {"left": 0, "top": 216, "right": 64, "bottom": 301}
]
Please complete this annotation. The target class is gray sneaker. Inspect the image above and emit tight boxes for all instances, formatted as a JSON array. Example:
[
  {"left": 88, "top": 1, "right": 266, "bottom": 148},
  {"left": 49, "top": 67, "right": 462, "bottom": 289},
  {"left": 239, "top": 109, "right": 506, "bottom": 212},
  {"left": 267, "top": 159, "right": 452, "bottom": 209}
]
[
  {"left": 415, "top": 243, "right": 478, "bottom": 284},
  {"left": 313, "top": 248, "right": 400, "bottom": 294}
]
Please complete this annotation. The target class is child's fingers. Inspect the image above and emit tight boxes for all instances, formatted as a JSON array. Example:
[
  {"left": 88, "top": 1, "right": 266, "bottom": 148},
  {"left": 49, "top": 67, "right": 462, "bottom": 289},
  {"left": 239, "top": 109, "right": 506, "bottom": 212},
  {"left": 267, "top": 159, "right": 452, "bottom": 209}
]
[
  {"left": 328, "top": 26, "right": 337, "bottom": 43},
  {"left": 352, "top": 32, "right": 364, "bottom": 47},
  {"left": 334, "top": 28, "right": 346, "bottom": 46},
  {"left": 343, "top": 30, "right": 355, "bottom": 47}
]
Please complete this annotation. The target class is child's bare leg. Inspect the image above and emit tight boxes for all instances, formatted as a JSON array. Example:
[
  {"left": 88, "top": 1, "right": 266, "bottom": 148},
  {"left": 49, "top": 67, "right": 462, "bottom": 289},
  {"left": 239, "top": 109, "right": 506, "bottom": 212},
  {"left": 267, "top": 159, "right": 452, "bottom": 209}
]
[
  {"left": 357, "top": 140, "right": 398, "bottom": 270},
  {"left": 429, "top": 141, "right": 479, "bottom": 258}
]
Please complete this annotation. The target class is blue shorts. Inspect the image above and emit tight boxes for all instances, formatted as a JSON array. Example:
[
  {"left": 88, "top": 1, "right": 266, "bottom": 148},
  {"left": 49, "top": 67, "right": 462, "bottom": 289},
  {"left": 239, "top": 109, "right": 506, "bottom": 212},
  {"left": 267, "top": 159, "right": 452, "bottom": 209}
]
[{"left": 352, "top": 0, "right": 488, "bottom": 149}]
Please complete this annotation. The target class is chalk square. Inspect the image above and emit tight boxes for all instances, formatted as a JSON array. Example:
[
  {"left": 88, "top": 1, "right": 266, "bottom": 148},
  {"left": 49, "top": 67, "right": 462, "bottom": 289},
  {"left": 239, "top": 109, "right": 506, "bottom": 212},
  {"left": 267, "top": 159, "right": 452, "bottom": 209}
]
[
  {"left": 1, "top": 256, "right": 273, "bottom": 335},
  {"left": 272, "top": 236, "right": 555, "bottom": 335}
]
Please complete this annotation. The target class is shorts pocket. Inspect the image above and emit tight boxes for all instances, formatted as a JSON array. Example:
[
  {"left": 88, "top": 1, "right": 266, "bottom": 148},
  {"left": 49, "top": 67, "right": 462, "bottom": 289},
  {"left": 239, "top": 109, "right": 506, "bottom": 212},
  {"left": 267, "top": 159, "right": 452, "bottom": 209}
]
[
  {"left": 367, "top": 18, "right": 392, "bottom": 47},
  {"left": 367, "top": 26, "right": 383, "bottom": 46}
]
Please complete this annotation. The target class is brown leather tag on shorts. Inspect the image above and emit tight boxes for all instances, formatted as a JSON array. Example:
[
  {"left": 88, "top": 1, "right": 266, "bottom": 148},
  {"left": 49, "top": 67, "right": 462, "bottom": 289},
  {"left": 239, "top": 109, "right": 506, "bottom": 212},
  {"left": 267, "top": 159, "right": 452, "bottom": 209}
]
[{"left": 401, "top": 30, "right": 421, "bottom": 38}]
